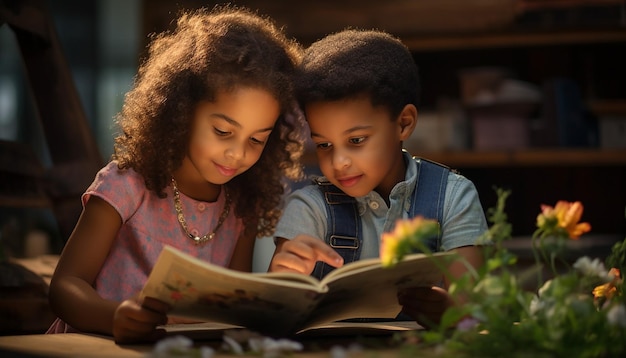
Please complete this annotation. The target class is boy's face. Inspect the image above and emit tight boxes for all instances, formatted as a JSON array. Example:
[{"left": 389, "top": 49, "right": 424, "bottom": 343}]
[{"left": 306, "top": 96, "right": 413, "bottom": 199}]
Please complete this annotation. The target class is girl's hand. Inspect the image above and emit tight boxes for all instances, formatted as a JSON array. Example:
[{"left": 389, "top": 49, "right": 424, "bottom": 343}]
[
  {"left": 269, "top": 235, "right": 343, "bottom": 274},
  {"left": 397, "top": 286, "right": 454, "bottom": 329},
  {"left": 112, "top": 296, "right": 170, "bottom": 343}
]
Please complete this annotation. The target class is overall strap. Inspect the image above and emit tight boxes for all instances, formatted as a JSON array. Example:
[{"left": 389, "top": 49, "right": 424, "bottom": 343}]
[
  {"left": 408, "top": 157, "right": 450, "bottom": 252},
  {"left": 311, "top": 177, "right": 362, "bottom": 280}
]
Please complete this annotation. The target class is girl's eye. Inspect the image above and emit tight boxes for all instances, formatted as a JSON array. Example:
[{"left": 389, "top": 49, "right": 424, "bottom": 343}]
[
  {"left": 316, "top": 142, "right": 332, "bottom": 150},
  {"left": 214, "top": 127, "right": 230, "bottom": 136},
  {"left": 349, "top": 136, "right": 366, "bottom": 145},
  {"left": 250, "top": 137, "right": 266, "bottom": 145}
]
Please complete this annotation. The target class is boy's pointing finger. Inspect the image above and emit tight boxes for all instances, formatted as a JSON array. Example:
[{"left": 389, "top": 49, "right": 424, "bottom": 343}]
[{"left": 294, "top": 235, "right": 344, "bottom": 268}]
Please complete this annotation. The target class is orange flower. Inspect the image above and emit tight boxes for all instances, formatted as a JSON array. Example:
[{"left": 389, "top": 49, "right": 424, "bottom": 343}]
[
  {"left": 593, "top": 268, "right": 621, "bottom": 300},
  {"left": 558, "top": 201, "right": 591, "bottom": 239},
  {"left": 380, "top": 216, "right": 440, "bottom": 267},
  {"left": 536, "top": 201, "right": 591, "bottom": 239}
]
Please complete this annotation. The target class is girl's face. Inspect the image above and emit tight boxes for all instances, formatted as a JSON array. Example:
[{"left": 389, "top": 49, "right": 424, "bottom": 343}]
[
  {"left": 183, "top": 86, "right": 280, "bottom": 189},
  {"left": 306, "top": 96, "right": 412, "bottom": 199}
]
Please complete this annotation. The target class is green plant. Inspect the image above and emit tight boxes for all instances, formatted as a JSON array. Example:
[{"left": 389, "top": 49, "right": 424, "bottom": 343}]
[{"left": 385, "top": 188, "right": 626, "bottom": 357}]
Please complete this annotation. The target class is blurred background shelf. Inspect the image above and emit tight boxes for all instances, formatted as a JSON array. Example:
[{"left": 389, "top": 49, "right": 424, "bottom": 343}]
[
  {"left": 303, "top": 148, "right": 626, "bottom": 168},
  {"left": 418, "top": 148, "right": 626, "bottom": 167},
  {"left": 2, "top": 0, "right": 625, "bottom": 264}
]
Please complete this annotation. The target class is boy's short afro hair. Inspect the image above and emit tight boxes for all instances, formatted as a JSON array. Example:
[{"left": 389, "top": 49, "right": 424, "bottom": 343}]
[{"left": 295, "top": 29, "right": 419, "bottom": 118}]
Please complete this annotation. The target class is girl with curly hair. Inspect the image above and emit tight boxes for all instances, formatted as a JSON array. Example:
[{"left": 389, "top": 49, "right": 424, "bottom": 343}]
[{"left": 47, "top": 6, "right": 305, "bottom": 343}]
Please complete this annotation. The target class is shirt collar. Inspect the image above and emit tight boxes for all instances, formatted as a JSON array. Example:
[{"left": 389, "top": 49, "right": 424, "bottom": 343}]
[{"left": 354, "top": 150, "right": 416, "bottom": 211}]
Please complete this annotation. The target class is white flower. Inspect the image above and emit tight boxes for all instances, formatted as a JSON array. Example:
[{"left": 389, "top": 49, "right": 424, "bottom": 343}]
[
  {"left": 607, "top": 304, "right": 626, "bottom": 328},
  {"left": 572, "top": 257, "right": 610, "bottom": 280},
  {"left": 149, "top": 335, "right": 215, "bottom": 358},
  {"left": 329, "top": 345, "right": 348, "bottom": 358},
  {"left": 222, "top": 335, "right": 244, "bottom": 355},
  {"left": 537, "top": 279, "right": 552, "bottom": 297},
  {"left": 220, "top": 330, "right": 302, "bottom": 357},
  {"left": 329, "top": 343, "right": 363, "bottom": 358},
  {"left": 151, "top": 335, "right": 194, "bottom": 357},
  {"left": 248, "top": 337, "right": 303, "bottom": 358},
  {"left": 529, "top": 295, "right": 544, "bottom": 316},
  {"left": 199, "top": 346, "right": 215, "bottom": 358}
]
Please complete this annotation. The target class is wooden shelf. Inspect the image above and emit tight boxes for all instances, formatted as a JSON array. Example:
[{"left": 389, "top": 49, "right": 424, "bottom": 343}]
[
  {"left": 588, "top": 99, "right": 626, "bottom": 116},
  {"left": 402, "top": 28, "right": 626, "bottom": 52},
  {"left": 516, "top": 0, "right": 624, "bottom": 11},
  {"left": 417, "top": 148, "right": 626, "bottom": 168}
]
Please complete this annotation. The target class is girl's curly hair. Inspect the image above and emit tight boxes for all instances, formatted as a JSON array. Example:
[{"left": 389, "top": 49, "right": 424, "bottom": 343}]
[{"left": 112, "top": 5, "right": 305, "bottom": 238}]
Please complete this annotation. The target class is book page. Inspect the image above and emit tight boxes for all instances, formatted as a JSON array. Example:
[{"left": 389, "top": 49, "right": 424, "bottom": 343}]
[
  {"left": 320, "top": 251, "right": 451, "bottom": 284},
  {"left": 255, "top": 271, "right": 321, "bottom": 286},
  {"left": 161, "top": 320, "right": 422, "bottom": 340},
  {"left": 298, "top": 320, "right": 422, "bottom": 337},
  {"left": 140, "top": 246, "right": 328, "bottom": 336},
  {"left": 302, "top": 251, "right": 454, "bottom": 329}
]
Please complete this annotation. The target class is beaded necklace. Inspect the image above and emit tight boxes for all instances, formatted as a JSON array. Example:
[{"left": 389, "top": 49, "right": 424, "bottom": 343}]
[{"left": 171, "top": 178, "right": 230, "bottom": 244}]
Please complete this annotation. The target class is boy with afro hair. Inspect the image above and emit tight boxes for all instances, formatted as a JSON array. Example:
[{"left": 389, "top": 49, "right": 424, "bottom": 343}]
[{"left": 269, "top": 29, "right": 488, "bottom": 329}]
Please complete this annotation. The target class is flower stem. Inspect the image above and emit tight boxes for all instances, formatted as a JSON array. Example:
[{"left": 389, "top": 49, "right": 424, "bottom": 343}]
[
  {"left": 531, "top": 232, "right": 543, "bottom": 290},
  {"left": 550, "top": 252, "right": 558, "bottom": 277}
]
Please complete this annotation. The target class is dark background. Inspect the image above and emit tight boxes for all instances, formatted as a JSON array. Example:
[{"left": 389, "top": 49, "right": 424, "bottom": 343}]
[{"left": 1, "top": 0, "right": 625, "bottom": 256}]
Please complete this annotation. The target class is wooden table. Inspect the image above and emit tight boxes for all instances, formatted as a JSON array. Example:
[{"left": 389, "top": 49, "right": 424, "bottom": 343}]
[
  {"left": 0, "top": 333, "right": 152, "bottom": 357},
  {"left": 0, "top": 322, "right": 420, "bottom": 357}
]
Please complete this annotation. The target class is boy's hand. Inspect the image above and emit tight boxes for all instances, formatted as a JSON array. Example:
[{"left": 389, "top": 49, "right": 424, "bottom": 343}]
[
  {"left": 269, "top": 235, "right": 343, "bottom": 274},
  {"left": 397, "top": 286, "right": 454, "bottom": 329},
  {"left": 112, "top": 295, "right": 169, "bottom": 343}
]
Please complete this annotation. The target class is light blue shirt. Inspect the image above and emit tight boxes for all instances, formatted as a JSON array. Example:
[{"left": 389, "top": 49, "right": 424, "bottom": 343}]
[{"left": 274, "top": 151, "right": 488, "bottom": 259}]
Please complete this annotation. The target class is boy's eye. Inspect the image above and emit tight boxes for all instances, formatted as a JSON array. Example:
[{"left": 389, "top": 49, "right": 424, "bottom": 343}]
[
  {"left": 316, "top": 142, "right": 332, "bottom": 150},
  {"left": 349, "top": 136, "right": 366, "bottom": 145}
]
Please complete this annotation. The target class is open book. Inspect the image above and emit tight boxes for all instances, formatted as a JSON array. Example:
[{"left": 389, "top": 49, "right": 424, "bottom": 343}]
[{"left": 140, "top": 245, "right": 453, "bottom": 337}]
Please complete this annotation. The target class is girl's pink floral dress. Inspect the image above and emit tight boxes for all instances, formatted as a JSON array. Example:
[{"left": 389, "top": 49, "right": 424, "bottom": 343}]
[{"left": 47, "top": 161, "right": 242, "bottom": 333}]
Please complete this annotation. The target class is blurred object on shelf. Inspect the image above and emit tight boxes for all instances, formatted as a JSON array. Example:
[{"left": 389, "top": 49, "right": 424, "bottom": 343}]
[
  {"left": 589, "top": 100, "right": 626, "bottom": 148},
  {"left": 459, "top": 67, "right": 542, "bottom": 106},
  {"left": 532, "top": 78, "right": 599, "bottom": 148},
  {"left": 406, "top": 111, "right": 444, "bottom": 153},
  {"left": 467, "top": 102, "right": 539, "bottom": 150},
  {"left": 405, "top": 98, "right": 469, "bottom": 154},
  {"left": 459, "top": 67, "right": 542, "bottom": 150},
  {"left": 598, "top": 116, "right": 626, "bottom": 148},
  {"left": 459, "top": 67, "right": 511, "bottom": 106}
]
